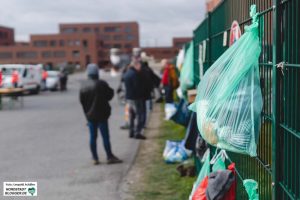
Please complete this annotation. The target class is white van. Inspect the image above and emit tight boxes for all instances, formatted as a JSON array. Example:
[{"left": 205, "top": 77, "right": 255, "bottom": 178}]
[{"left": 0, "top": 64, "right": 43, "bottom": 94}]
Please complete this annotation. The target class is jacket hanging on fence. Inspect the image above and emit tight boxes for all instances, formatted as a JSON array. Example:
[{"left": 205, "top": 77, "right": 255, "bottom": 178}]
[{"left": 184, "top": 112, "right": 200, "bottom": 151}]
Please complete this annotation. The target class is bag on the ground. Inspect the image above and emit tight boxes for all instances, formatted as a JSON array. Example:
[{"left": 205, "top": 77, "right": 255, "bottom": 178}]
[
  {"left": 189, "top": 5, "right": 263, "bottom": 157},
  {"left": 163, "top": 140, "right": 190, "bottom": 163},
  {"left": 164, "top": 103, "right": 177, "bottom": 120}
]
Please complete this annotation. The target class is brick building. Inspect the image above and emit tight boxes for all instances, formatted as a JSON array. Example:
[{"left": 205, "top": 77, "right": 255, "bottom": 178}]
[
  {"left": 0, "top": 22, "right": 139, "bottom": 68},
  {"left": 0, "top": 26, "right": 14, "bottom": 46},
  {"left": 143, "top": 37, "right": 191, "bottom": 60}
]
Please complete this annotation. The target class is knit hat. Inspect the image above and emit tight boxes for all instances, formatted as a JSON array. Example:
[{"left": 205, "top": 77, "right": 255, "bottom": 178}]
[{"left": 86, "top": 63, "right": 99, "bottom": 75}]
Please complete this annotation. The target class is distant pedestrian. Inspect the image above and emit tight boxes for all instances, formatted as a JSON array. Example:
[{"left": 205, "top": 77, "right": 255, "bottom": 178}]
[
  {"left": 60, "top": 68, "right": 68, "bottom": 91},
  {"left": 161, "top": 61, "right": 179, "bottom": 103},
  {"left": 0, "top": 69, "right": 2, "bottom": 88},
  {"left": 123, "top": 59, "right": 146, "bottom": 139},
  {"left": 11, "top": 69, "right": 19, "bottom": 88},
  {"left": 80, "top": 63, "right": 122, "bottom": 165},
  {"left": 42, "top": 70, "right": 48, "bottom": 91},
  {"left": 140, "top": 61, "right": 158, "bottom": 127}
]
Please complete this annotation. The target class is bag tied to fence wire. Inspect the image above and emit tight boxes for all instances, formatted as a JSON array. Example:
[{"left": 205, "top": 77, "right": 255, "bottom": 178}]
[
  {"left": 189, "top": 5, "right": 263, "bottom": 157},
  {"left": 180, "top": 41, "right": 195, "bottom": 97}
]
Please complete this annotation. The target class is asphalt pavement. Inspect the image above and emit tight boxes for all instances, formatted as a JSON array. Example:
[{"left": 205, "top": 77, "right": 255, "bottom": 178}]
[{"left": 0, "top": 71, "right": 141, "bottom": 200}]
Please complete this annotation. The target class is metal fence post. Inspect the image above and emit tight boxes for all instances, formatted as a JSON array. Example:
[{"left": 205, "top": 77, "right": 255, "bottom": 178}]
[
  {"left": 272, "top": 0, "right": 280, "bottom": 199},
  {"left": 207, "top": 12, "right": 211, "bottom": 68}
]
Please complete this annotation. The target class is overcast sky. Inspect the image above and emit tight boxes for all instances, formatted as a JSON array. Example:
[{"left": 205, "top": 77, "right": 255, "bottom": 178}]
[{"left": 0, "top": 0, "right": 206, "bottom": 47}]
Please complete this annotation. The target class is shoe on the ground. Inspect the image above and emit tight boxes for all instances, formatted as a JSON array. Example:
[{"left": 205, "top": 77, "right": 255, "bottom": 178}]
[
  {"left": 107, "top": 156, "right": 123, "bottom": 164},
  {"left": 120, "top": 124, "right": 129, "bottom": 130},
  {"left": 135, "top": 134, "right": 146, "bottom": 140},
  {"left": 93, "top": 160, "right": 100, "bottom": 165}
]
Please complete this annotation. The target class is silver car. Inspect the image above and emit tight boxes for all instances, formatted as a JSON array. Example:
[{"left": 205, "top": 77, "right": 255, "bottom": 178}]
[{"left": 46, "top": 71, "right": 60, "bottom": 91}]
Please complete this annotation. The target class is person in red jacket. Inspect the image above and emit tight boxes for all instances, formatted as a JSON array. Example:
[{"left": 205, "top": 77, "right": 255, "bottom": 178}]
[
  {"left": 0, "top": 69, "right": 2, "bottom": 88},
  {"left": 161, "top": 60, "right": 179, "bottom": 103},
  {"left": 42, "top": 70, "right": 48, "bottom": 90},
  {"left": 11, "top": 69, "right": 19, "bottom": 88}
]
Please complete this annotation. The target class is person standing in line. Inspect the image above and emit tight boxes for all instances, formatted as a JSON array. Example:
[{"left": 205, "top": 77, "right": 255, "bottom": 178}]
[
  {"left": 60, "top": 68, "right": 68, "bottom": 91},
  {"left": 11, "top": 69, "right": 19, "bottom": 88},
  {"left": 80, "top": 63, "right": 122, "bottom": 165},
  {"left": 161, "top": 61, "right": 179, "bottom": 103},
  {"left": 0, "top": 69, "right": 2, "bottom": 88},
  {"left": 42, "top": 69, "right": 48, "bottom": 91},
  {"left": 123, "top": 59, "right": 146, "bottom": 140},
  {"left": 140, "top": 61, "right": 157, "bottom": 128}
]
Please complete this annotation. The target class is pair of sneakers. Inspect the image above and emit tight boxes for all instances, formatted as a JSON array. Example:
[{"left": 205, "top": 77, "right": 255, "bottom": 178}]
[{"left": 93, "top": 155, "right": 123, "bottom": 165}]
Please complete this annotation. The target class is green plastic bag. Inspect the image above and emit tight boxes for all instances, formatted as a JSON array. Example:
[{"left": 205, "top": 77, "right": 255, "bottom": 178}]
[
  {"left": 189, "top": 5, "right": 263, "bottom": 157},
  {"left": 180, "top": 41, "right": 194, "bottom": 97},
  {"left": 243, "top": 179, "right": 259, "bottom": 200}
]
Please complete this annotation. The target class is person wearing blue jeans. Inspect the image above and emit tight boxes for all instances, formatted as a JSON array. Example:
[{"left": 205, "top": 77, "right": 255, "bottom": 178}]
[
  {"left": 80, "top": 63, "right": 122, "bottom": 165},
  {"left": 87, "top": 121, "right": 113, "bottom": 162}
]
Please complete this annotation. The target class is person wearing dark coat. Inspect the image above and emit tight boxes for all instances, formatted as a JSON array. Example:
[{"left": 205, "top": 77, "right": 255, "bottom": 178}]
[
  {"left": 123, "top": 59, "right": 146, "bottom": 140},
  {"left": 80, "top": 63, "right": 122, "bottom": 165}
]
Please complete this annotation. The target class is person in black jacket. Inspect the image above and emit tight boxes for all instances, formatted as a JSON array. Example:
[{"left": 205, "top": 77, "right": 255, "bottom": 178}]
[
  {"left": 80, "top": 63, "right": 122, "bottom": 165},
  {"left": 123, "top": 59, "right": 146, "bottom": 139}
]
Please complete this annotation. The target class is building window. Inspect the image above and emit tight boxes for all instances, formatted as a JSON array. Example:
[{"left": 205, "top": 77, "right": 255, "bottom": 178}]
[
  {"left": 126, "top": 35, "right": 134, "bottom": 41},
  {"left": 113, "top": 44, "right": 122, "bottom": 48},
  {"left": 50, "top": 40, "right": 56, "bottom": 47},
  {"left": 102, "top": 35, "right": 111, "bottom": 40},
  {"left": 59, "top": 40, "right": 65, "bottom": 47},
  {"left": 41, "top": 51, "right": 52, "bottom": 58},
  {"left": 103, "top": 44, "right": 111, "bottom": 49},
  {"left": 62, "top": 28, "right": 77, "bottom": 33},
  {"left": 16, "top": 51, "right": 37, "bottom": 59},
  {"left": 83, "top": 27, "right": 92, "bottom": 33},
  {"left": 75, "top": 40, "right": 81, "bottom": 46},
  {"left": 33, "top": 40, "right": 47, "bottom": 47},
  {"left": 0, "top": 32, "right": 8, "bottom": 39},
  {"left": 124, "top": 26, "right": 132, "bottom": 33},
  {"left": 83, "top": 40, "right": 88, "bottom": 47},
  {"left": 0, "top": 52, "right": 13, "bottom": 59},
  {"left": 72, "top": 50, "right": 80, "bottom": 58},
  {"left": 113, "top": 35, "right": 122, "bottom": 41},
  {"left": 53, "top": 51, "right": 66, "bottom": 58},
  {"left": 124, "top": 44, "right": 132, "bottom": 49},
  {"left": 104, "top": 26, "right": 120, "bottom": 32},
  {"left": 94, "top": 28, "right": 99, "bottom": 33}
]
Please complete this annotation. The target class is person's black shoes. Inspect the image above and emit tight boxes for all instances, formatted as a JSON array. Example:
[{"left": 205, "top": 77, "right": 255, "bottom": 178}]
[
  {"left": 135, "top": 134, "right": 146, "bottom": 140},
  {"left": 107, "top": 156, "right": 123, "bottom": 164}
]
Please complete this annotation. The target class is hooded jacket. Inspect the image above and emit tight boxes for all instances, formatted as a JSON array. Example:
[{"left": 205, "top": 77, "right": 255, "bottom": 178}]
[{"left": 79, "top": 78, "right": 114, "bottom": 122}]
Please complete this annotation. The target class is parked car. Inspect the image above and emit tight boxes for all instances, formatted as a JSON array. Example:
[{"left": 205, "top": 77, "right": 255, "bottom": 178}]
[
  {"left": 46, "top": 71, "right": 60, "bottom": 91},
  {"left": 0, "top": 64, "right": 42, "bottom": 94}
]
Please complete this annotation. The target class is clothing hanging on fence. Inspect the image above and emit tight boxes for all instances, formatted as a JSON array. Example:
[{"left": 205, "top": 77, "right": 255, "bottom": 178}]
[{"left": 184, "top": 112, "right": 201, "bottom": 152}]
